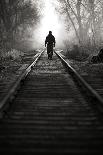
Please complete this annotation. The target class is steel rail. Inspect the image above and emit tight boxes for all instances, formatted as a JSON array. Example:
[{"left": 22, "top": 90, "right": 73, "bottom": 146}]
[
  {"left": 0, "top": 50, "right": 44, "bottom": 115},
  {"left": 55, "top": 51, "right": 103, "bottom": 113}
]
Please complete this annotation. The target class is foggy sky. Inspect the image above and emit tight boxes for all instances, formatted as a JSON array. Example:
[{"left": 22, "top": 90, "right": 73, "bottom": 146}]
[{"left": 32, "top": 0, "right": 69, "bottom": 49}]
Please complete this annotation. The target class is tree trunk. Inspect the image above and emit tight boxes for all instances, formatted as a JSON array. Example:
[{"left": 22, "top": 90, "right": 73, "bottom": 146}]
[
  {"left": 89, "top": 0, "right": 96, "bottom": 47},
  {"left": 64, "top": 0, "right": 81, "bottom": 45},
  {"left": 76, "top": 0, "right": 84, "bottom": 45}
]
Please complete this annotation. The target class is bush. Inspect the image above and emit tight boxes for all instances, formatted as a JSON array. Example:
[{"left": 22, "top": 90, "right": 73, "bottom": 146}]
[{"left": 65, "top": 45, "right": 89, "bottom": 61}]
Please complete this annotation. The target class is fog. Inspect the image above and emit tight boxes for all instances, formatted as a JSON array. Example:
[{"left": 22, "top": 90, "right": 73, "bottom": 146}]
[{"left": 32, "top": 0, "right": 68, "bottom": 49}]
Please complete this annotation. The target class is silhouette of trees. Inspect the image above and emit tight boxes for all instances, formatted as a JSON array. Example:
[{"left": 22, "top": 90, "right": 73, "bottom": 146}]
[
  {"left": 0, "top": 0, "right": 40, "bottom": 50},
  {"left": 58, "top": 0, "right": 103, "bottom": 49}
]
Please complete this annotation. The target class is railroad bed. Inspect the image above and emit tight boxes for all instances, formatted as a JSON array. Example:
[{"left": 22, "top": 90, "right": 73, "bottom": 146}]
[
  {"left": 0, "top": 50, "right": 103, "bottom": 154},
  {"left": 80, "top": 66, "right": 103, "bottom": 98}
]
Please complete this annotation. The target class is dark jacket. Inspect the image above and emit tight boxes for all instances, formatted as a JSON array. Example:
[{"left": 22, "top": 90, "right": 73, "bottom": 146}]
[{"left": 45, "top": 34, "right": 55, "bottom": 47}]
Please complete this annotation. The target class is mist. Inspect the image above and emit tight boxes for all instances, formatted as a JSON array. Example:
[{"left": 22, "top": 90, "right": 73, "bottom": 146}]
[{"left": 32, "top": 0, "right": 68, "bottom": 49}]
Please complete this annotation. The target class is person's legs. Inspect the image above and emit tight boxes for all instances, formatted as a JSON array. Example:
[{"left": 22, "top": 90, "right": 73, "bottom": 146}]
[
  {"left": 50, "top": 53, "right": 52, "bottom": 60},
  {"left": 48, "top": 53, "right": 50, "bottom": 59},
  {"left": 50, "top": 45, "right": 53, "bottom": 60},
  {"left": 47, "top": 47, "right": 49, "bottom": 59},
  {"left": 47, "top": 44, "right": 53, "bottom": 60}
]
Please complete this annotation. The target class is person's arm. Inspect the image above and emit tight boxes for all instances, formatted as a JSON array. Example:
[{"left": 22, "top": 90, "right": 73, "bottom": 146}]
[
  {"left": 45, "top": 39, "right": 46, "bottom": 47},
  {"left": 45, "top": 37, "right": 47, "bottom": 47},
  {"left": 45, "top": 40, "right": 46, "bottom": 47},
  {"left": 53, "top": 37, "right": 56, "bottom": 47}
]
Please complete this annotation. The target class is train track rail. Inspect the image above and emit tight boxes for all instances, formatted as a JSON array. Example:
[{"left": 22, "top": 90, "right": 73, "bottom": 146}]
[
  {"left": 55, "top": 51, "right": 103, "bottom": 113},
  {"left": 0, "top": 50, "right": 44, "bottom": 116},
  {"left": 60, "top": 52, "right": 103, "bottom": 99},
  {"left": 0, "top": 50, "right": 103, "bottom": 154},
  {"left": 79, "top": 64, "right": 103, "bottom": 98}
]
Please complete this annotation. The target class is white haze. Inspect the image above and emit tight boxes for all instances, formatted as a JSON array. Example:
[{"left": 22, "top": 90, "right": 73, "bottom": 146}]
[{"left": 32, "top": 0, "right": 69, "bottom": 49}]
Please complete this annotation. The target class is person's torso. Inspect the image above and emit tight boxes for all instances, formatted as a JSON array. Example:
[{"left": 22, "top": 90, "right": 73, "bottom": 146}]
[{"left": 46, "top": 34, "right": 55, "bottom": 44}]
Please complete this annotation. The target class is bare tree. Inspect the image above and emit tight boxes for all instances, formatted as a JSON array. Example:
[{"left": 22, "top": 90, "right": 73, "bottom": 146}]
[
  {"left": 57, "top": 0, "right": 103, "bottom": 50},
  {"left": 0, "top": 0, "right": 40, "bottom": 50}
]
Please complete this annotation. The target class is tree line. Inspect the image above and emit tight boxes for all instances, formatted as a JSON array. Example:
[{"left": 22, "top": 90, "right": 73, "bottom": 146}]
[
  {"left": 58, "top": 0, "right": 103, "bottom": 51},
  {"left": 0, "top": 0, "right": 40, "bottom": 52}
]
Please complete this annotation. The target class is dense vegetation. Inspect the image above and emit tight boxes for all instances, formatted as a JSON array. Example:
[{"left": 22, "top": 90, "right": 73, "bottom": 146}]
[
  {"left": 57, "top": 0, "right": 103, "bottom": 60},
  {"left": 0, "top": 0, "right": 40, "bottom": 58}
]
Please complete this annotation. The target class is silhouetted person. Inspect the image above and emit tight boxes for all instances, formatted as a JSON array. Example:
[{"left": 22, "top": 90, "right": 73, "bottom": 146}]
[{"left": 45, "top": 31, "right": 56, "bottom": 60}]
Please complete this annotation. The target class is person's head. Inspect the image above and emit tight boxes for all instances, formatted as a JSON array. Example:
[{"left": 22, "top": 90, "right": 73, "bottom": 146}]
[{"left": 49, "top": 31, "right": 52, "bottom": 35}]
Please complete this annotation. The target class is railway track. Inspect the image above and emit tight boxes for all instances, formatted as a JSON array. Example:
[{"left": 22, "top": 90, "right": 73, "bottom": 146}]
[
  {"left": 58, "top": 51, "right": 103, "bottom": 108},
  {"left": 0, "top": 50, "right": 103, "bottom": 154},
  {"left": 80, "top": 65, "right": 103, "bottom": 98},
  {"left": 63, "top": 52, "right": 103, "bottom": 98}
]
